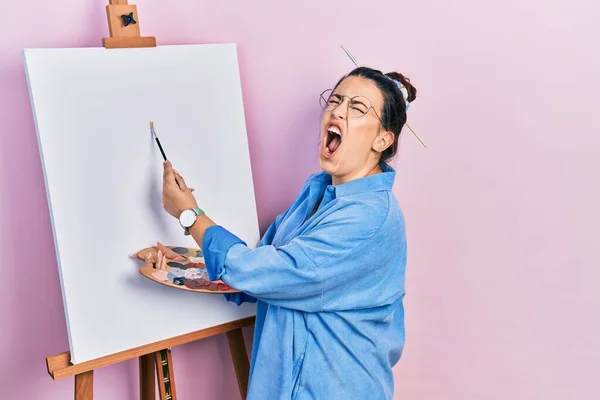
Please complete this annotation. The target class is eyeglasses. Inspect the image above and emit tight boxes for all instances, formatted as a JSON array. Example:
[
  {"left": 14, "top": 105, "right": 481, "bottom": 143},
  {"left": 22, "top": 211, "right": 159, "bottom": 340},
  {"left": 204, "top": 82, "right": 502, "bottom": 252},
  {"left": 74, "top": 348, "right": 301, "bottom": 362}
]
[
  {"left": 319, "top": 87, "right": 427, "bottom": 148},
  {"left": 319, "top": 89, "right": 383, "bottom": 122}
]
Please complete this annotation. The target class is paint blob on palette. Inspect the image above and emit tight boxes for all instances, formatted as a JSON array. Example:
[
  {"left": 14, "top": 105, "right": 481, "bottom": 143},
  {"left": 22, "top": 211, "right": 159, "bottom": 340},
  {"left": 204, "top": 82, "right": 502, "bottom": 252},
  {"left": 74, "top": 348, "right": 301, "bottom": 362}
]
[{"left": 132, "top": 242, "right": 239, "bottom": 294}]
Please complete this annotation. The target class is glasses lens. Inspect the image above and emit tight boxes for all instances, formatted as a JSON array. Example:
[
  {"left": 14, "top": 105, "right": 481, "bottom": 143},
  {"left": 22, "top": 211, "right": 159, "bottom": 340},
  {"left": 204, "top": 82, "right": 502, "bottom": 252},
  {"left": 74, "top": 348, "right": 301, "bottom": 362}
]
[
  {"left": 319, "top": 89, "right": 334, "bottom": 110},
  {"left": 319, "top": 90, "right": 373, "bottom": 118}
]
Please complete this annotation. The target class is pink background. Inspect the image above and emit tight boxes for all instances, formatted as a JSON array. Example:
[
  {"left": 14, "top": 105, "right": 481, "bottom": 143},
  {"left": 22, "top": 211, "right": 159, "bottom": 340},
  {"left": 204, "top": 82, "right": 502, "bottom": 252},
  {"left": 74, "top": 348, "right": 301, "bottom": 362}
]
[{"left": 1, "top": 0, "right": 599, "bottom": 399}]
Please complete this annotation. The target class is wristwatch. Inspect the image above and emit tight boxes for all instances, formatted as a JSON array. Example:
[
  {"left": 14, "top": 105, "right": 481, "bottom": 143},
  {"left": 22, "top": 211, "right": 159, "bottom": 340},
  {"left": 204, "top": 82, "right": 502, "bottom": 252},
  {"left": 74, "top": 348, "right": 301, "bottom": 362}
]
[{"left": 179, "top": 207, "right": 205, "bottom": 235}]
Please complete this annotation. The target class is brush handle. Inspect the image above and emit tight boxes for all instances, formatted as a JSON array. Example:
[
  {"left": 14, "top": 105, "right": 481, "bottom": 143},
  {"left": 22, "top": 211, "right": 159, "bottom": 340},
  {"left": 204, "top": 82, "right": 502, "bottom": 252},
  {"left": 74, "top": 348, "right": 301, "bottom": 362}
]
[
  {"left": 155, "top": 137, "right": 167, "bottom": 161},
  {"left": 151, "top": 125, "right": 182, "bottom": 189}
]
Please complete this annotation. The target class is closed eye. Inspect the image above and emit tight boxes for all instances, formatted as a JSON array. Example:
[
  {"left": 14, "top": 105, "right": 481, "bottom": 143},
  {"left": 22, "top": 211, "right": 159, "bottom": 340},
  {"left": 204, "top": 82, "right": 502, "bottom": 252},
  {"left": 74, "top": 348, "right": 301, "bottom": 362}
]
[
  {"left": 328, "top": 94, "right": 343, "bottom": 105},
  {"left": 350, "top": 100, "right": 368, "bottom": 113}
]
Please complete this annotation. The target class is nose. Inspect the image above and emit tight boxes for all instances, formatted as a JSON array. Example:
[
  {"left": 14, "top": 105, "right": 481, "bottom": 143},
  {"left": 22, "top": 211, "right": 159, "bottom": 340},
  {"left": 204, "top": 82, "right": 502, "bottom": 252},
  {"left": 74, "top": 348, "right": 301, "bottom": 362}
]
[{"left": 331, "top": 98, "right": 348, "bottom": 120}]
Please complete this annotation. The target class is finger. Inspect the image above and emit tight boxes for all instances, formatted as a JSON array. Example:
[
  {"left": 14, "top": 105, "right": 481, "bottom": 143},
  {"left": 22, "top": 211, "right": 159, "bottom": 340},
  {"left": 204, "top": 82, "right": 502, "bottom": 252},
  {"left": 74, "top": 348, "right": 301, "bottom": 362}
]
[
  {"left": 133, "top": 249, "right": 150, "bottom": 260},
  {"left": 144, "top": 253, "right": 154, "bottom": 268},
  {"left": 162, "top": 255, "right": 167, "bottom": 270},
  {"left": 156, "top": 250, "right": 163, "bottom": 269},
  {"left": 163, "top": 160, "right": 176, "bottom": 187},
  {"left": 174, "top": 172, "right": 189, "bottom": 191},
  {"left": 139, "top": 251, "right": 151, "bottom": 262},
  {"left": 157, "top": 242, "right": 182, "bottom": 261},
  {"left": 162, "top": 161, "right": 168, "bottom": 187},
  {"left": 173, "top": 171, "right": 182, "bottom": 187},
  {"left": 173, "top": 170, "right": 194, "bottom": 193}
]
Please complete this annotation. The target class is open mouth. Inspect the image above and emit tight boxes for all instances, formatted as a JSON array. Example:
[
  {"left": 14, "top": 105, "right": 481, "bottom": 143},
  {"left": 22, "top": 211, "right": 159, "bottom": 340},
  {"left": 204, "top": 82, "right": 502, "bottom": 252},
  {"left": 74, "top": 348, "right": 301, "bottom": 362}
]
[{"left": 324, "top": 124, "right": 342, "bottom": 156}]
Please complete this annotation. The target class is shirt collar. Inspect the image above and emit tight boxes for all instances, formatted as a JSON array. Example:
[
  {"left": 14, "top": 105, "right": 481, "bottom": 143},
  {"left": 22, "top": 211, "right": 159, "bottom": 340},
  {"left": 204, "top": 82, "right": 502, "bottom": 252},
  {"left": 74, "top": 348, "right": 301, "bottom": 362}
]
[{"left": 310, "top": 162, "right": 396, "bottom": 198}]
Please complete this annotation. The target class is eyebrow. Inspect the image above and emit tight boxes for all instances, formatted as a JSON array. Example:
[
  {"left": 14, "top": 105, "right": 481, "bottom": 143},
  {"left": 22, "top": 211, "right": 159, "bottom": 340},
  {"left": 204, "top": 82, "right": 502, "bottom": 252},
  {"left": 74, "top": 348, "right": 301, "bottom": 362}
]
[
  {"left": 331, "top": 93, "right": 369, "bottom": 108},
  {"left": 350, "top": 99, "right": 368, "bottom": 108}
]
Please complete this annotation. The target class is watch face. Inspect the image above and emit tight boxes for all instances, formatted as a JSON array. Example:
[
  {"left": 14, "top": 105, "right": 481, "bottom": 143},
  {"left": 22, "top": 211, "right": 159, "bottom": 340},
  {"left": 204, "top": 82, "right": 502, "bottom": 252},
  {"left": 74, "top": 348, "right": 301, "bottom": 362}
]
[{"left": 179, "top": 209, "right": 196, "bottom": 228}]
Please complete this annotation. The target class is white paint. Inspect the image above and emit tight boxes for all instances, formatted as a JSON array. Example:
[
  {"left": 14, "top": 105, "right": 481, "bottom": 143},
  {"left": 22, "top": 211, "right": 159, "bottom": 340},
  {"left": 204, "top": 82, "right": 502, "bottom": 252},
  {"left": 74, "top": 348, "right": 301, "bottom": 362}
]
[{"left": 23, "top": 44, "right": 259, "bottom": 364}]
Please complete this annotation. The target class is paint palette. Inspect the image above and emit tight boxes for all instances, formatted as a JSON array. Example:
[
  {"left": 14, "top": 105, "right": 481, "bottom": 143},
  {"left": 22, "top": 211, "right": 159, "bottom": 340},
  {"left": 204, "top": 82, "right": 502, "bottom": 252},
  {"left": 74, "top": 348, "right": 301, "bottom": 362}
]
[{"left": 132, "top": 243, "right": 239, "bottom": 294}]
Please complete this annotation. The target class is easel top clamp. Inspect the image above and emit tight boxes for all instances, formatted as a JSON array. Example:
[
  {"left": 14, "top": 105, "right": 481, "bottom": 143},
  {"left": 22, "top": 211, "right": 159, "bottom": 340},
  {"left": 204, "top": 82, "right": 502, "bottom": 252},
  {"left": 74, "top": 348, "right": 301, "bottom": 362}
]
[
  {"left": 44, "top": 2, "right": 254, "bottom": 400},
  {"left": 102, "top": 0, "right": 156, "bottom": 49}
]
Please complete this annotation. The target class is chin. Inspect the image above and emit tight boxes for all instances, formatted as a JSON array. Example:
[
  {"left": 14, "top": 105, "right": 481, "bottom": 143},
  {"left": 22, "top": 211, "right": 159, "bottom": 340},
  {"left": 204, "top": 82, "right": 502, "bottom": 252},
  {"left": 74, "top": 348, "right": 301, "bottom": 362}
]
[{"left": 319, "top": 155, "right": 337, "bottom": 176}]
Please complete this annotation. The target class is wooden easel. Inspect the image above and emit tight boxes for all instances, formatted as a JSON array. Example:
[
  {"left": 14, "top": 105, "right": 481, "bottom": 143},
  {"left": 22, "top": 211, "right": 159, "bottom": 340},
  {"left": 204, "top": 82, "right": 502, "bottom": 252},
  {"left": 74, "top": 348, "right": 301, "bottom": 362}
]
[
  {"left": 102, "top": 0, "right": 156, "bottom": 49},
  {"left": 45, "top": 2, "right": 255, "bottom": 399},
  {"left": 46, "top": 317, "right": 255, "bottom": 400}
]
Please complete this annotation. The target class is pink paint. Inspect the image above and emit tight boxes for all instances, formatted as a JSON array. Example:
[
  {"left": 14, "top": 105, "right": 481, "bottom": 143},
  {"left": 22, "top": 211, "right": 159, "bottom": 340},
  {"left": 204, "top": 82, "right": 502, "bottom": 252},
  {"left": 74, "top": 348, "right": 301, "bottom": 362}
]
[
  {"left": 151, "top": 270, "right": 169, "bottom": 281},
  {"left": 1, "top": 0, "right": 599, "bottom": 399}
]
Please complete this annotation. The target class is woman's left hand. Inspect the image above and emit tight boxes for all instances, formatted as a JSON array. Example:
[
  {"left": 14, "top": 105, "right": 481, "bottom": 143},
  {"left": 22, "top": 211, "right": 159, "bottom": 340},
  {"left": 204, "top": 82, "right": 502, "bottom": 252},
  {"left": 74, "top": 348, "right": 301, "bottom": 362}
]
[{"left": 162, "top": 160, "right": 198, "bottom": 219}]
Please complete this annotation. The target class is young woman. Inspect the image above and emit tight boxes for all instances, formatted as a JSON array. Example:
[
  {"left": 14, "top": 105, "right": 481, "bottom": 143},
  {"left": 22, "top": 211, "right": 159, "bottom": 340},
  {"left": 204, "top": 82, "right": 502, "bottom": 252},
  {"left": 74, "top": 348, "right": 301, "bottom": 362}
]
[{"left": 161, "top": 66, "right": 416, "bottom": 399}]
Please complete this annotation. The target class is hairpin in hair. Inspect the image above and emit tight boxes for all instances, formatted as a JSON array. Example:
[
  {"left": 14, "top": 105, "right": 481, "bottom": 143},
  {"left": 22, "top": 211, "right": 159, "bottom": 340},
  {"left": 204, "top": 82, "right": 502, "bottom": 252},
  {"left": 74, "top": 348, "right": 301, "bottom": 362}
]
[
  {"left": 341, "top": 45, "right": 359, "bottom": 67},
  {"left": 340, "top": 45, "right": 427, "bottom": 148}
]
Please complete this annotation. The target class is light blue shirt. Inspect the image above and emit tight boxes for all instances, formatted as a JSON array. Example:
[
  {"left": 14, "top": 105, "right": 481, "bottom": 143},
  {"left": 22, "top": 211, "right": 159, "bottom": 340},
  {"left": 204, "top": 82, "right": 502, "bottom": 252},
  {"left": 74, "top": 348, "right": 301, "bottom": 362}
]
[{"left": 203, "top": 162, "right": 407, "bottom": 400}]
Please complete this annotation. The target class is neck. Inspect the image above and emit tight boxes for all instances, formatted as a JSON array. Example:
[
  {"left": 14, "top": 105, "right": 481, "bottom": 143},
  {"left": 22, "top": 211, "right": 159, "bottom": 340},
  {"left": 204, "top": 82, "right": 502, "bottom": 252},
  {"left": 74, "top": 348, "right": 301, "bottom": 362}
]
[{"left": 332, "top": 162, "right": 382, "bottom": 186}]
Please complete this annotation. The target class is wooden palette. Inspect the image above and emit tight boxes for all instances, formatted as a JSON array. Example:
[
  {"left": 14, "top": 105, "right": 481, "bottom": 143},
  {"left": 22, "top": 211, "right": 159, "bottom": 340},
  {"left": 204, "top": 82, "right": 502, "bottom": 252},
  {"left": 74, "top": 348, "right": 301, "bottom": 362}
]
[{"left": 133, "top": 243, "right": 239, "bottom": 294}]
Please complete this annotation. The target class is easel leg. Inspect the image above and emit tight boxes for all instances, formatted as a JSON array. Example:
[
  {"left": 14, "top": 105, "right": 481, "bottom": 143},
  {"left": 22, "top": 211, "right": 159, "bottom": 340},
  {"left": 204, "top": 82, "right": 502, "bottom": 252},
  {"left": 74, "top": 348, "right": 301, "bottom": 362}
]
[
  {"left": 140, "top": 354, "right": 156, "bottom": 400},
  {"left": 74, "top": 370, "right": 93, "bottom": 400},
  {"left": 227, "top": 328, "right": 250, "bottom": 400},
  {"left": 155, "top": 349, "right": 177, "bottom": 400}
]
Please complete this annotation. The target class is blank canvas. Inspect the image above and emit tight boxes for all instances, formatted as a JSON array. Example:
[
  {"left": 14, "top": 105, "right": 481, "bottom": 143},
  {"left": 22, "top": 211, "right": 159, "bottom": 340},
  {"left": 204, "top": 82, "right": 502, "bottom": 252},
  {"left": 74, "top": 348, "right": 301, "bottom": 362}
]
[{"left": 23, "top": 43, "right": 259, "bottom": 364}]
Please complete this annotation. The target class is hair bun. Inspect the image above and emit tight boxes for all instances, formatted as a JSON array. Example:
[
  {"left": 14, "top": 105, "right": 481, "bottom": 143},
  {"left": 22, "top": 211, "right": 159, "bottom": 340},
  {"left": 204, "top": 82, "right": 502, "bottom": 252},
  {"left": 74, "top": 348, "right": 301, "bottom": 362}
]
[{"left": 385, "top": 72, "right": 417, "bottom": 103}]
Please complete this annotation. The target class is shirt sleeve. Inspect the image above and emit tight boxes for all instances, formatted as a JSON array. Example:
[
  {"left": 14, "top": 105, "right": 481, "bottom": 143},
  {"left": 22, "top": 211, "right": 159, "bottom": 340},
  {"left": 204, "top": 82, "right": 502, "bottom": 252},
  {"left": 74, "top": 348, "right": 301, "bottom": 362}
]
[
  {"left": 220, "top": 210, "right": 286, "bottom": 306},
  {"left": 203, "top": 200, "right": 398, "bottom": 312}
]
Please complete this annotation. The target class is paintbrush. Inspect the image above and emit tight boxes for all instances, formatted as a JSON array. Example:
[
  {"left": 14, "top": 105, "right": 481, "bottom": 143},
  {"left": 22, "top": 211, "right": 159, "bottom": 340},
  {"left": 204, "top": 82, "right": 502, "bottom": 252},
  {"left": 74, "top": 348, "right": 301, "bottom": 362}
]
[
  {"left": 340, "top": 45, "right": 427, "bottom": 148},
  {"left": 150, "top": 121, "right": 184, "bottom": 190},
  {"left": 149, "top": 121, "right": 168, "bottom": 161}
]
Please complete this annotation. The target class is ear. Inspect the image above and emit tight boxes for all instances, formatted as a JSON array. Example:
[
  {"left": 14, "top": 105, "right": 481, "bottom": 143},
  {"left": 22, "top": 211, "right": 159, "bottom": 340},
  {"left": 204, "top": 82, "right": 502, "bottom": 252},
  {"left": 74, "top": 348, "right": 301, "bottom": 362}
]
[{"left": 373, "top": 130, "right": 395, "bottom": 153}]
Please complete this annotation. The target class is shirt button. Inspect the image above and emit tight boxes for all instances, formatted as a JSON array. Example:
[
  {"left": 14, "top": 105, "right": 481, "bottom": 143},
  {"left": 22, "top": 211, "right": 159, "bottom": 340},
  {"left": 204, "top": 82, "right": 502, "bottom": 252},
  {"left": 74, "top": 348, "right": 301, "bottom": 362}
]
[{"left": 328, "top": 187, "right": 334, "bottom": 191}]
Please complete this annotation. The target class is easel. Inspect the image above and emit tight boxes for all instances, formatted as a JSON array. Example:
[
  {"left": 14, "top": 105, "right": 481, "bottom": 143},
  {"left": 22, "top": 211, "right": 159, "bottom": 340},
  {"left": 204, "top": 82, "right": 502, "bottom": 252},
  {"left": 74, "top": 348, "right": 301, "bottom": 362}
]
[
  {"left": 46, "top": 317, "right": 255, "bottom": 400},
  {"left": 45, "top": 2, "right": 255, "bottom": 399},
  {"left": 102, "top": 0, "right": 156, "bottom": 48}
]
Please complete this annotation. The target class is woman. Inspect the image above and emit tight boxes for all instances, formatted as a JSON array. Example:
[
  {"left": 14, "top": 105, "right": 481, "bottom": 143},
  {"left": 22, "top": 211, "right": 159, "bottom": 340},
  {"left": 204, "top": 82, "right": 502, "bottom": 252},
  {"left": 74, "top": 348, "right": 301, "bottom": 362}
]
[{"left": 162, "top": 66, "right": 415, "bottom": 399}]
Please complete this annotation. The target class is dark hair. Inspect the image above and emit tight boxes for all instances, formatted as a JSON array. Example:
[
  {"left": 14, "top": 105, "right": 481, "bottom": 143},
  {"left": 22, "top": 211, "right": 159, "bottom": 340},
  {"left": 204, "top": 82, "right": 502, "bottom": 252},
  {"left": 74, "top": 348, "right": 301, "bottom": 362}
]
[{"left": 332, "top": 66, "right": 417, "bottom": 161}]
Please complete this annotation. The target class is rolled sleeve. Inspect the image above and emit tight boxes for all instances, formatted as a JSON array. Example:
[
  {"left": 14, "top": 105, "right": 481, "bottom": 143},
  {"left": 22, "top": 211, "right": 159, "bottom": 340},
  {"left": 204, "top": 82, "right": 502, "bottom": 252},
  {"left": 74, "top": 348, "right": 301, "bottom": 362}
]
[{"left": 202, "top": 225, "right": 246, "bottom": 281}]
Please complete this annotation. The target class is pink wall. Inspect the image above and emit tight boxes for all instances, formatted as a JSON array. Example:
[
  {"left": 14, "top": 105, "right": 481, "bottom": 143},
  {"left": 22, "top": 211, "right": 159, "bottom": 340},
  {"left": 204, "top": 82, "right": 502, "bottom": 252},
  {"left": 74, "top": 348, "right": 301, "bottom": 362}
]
[
  {"left": 1, "top": 0, "right": 598, "bottom": 399},
  {"left": 391, "top": 1, "right": 600, "bottom": 399}
]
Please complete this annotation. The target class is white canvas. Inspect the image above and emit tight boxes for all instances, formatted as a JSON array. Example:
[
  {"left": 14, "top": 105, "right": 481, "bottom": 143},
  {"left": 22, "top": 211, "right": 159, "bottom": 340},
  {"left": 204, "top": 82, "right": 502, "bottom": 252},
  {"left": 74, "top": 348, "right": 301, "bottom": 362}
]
[{"left": 23, "top": 44, "right": 259, "bottom": 364}]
